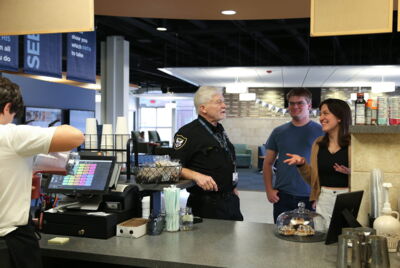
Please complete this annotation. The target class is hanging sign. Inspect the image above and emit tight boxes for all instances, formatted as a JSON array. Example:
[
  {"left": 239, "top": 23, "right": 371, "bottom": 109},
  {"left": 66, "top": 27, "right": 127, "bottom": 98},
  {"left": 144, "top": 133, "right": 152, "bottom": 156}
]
[
  {"left": 24, "top": 33, "right": 62, "bottom": 78},
  {"left": 67, "top": 31, "right": 96, "bottom": 83},
  {"left": 0, "top": 35, "right": 19, "bottom": 71}
]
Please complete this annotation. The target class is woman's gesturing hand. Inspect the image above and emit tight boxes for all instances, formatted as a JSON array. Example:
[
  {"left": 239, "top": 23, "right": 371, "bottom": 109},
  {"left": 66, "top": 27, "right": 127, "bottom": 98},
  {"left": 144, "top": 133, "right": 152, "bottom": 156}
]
[
  {"left": 283, "top": 153, "right": 305, "bottom": 166},
  {"left": 333, "top": 163, "right": 351, "bottom": 175}
]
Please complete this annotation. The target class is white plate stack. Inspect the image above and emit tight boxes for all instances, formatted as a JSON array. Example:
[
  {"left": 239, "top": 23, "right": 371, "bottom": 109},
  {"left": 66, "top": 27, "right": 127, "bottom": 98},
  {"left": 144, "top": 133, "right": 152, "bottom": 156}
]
[
  {"left": 85, "top": 118, "right": 98, "bottom": 150},
  {"left": 115, "top": 116, "right": 129, "bottom": 163}
]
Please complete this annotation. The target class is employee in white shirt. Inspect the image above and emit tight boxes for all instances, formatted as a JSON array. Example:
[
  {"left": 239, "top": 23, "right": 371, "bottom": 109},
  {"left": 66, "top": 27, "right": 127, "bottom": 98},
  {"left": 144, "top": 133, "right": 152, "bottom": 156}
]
[{"left": 0, "top": 77, "right": 84, "bottom": 268}]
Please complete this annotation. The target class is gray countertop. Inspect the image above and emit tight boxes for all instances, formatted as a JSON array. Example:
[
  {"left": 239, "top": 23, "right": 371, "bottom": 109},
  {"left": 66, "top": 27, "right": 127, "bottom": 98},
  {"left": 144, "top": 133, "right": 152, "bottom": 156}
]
[{"left": 39, "top": 219, "right": 400, "bottom": 268}]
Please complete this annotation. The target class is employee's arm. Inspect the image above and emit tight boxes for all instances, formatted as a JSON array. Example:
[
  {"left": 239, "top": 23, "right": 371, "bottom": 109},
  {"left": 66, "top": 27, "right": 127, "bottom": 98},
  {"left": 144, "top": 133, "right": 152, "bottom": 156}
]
[
  {"left": 48, "top": 125, "right": 84, "bottom": 152},
  {"left": 263, "top": 149, "right": 279, "bottom": 203},
  {"left": 180, "top": 167, "right": 218, "bottom": 191}
]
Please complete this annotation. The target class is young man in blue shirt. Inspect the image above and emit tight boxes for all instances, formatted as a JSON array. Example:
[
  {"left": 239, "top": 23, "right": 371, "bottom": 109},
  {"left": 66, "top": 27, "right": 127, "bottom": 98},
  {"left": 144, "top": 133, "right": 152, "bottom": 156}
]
[{"left": 263, "top": 88, "right": 324, "bottom": 222}]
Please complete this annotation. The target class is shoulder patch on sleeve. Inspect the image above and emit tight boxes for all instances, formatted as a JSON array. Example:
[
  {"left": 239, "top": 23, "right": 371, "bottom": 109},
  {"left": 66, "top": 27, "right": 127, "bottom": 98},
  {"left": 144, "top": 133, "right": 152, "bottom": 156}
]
[{"left": 174, "top": 134, "right": 187, "bottom": 150}]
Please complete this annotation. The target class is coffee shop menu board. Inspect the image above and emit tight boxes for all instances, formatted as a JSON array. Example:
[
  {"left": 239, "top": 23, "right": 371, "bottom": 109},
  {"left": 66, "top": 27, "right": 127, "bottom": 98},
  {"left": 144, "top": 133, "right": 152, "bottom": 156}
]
[{"left": 0, "top": 35, "right": 18, "bottom": 72}]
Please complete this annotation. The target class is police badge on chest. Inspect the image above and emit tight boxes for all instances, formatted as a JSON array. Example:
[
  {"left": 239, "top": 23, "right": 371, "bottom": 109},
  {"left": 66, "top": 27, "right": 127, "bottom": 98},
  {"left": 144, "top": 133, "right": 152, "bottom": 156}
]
[{"left": 174, "top": 134, "right": 187, "bottom": 149}]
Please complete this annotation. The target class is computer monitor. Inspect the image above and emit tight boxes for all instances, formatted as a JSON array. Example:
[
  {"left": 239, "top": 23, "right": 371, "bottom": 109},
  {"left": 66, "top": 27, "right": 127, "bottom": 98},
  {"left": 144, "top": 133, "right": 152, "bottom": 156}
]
[
  {"left": 68, "top": 109, "right": 95, "bottom": 133},
  {"left": 25, "top": 106, "right": 63, "bottom": 127},
  {"left": 45, "top": 155, "right": 116, "bottom": 195},
  {"left": 325, "top": 190, "right": 364, "bottom": 245}
]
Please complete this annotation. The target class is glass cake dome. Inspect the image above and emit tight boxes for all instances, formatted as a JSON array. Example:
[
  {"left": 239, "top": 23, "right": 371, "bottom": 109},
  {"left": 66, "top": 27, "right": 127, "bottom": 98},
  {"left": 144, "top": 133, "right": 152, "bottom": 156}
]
[{"left": 275, "top": 202, "right": 327, "bottom": 242}]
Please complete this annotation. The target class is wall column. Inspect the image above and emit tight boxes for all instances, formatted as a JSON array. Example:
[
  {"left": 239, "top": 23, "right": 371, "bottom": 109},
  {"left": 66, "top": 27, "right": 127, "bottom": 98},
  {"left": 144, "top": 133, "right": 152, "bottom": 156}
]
[{"left": 100, "top": 36, "right": 129, "bottom": 128}]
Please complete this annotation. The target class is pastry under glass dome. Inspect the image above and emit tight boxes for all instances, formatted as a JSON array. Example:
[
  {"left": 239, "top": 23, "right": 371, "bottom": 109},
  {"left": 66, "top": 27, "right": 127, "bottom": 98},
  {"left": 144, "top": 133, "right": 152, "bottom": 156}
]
[{"left": 275, "top": 202, "right": 327, "bottom": 242}]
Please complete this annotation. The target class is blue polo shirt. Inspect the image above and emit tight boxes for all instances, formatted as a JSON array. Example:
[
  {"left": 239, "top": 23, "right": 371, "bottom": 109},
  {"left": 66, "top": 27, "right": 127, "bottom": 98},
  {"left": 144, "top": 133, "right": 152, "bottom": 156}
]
[{"left": 265, "top": 121, "right": 324, "bottom": 197}]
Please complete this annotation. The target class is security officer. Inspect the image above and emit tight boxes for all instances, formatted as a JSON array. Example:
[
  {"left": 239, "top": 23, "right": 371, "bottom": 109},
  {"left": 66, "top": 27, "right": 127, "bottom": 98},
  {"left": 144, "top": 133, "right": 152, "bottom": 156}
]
[{"left": 171, "top": 86, "right": 243, "bottom": 221}]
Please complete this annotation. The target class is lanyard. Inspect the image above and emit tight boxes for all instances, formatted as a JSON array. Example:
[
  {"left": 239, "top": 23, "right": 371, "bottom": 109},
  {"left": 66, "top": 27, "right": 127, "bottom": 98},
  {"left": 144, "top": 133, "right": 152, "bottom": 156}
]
[{"left": 198, "top": 118, "right": 236, "bottom": 169}]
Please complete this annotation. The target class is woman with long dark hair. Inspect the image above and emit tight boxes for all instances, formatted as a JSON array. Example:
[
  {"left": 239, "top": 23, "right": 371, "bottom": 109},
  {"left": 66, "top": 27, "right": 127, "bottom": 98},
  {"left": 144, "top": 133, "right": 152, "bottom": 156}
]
[{"left": 284, "top": 98, "right": 352, "bottom": 229}]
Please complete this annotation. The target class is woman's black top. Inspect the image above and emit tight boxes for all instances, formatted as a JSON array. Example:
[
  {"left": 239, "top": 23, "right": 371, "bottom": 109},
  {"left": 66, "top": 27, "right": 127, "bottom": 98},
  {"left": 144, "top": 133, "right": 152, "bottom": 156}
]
[{"left": 317, "top": 145, "right": 349, "bottom": 188}]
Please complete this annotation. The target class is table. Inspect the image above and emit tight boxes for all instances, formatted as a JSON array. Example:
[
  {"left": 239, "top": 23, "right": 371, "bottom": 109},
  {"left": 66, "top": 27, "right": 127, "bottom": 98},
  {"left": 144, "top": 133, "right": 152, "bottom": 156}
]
[{"left": 39, "top": 219, "right": 400, "bottom": 268}]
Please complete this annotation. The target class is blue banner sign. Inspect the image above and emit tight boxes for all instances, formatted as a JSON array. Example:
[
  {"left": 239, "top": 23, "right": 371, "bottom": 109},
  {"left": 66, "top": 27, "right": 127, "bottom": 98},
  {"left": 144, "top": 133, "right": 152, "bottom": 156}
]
[
  {"left": 67, "top": 31, "right": 96, "bottom": 83},
  {"left": 0, "top": 35, "right": 19, "bottom": 71},
  {"left": 24, "top": 34, "right": 62, "bottom": 78}
]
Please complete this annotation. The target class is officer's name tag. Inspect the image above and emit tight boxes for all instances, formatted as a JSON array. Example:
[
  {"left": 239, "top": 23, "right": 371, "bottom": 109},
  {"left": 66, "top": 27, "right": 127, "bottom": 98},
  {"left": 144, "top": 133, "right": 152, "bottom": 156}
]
[{"left": 232, "top": 172, "right": 239, "bottom": 185}]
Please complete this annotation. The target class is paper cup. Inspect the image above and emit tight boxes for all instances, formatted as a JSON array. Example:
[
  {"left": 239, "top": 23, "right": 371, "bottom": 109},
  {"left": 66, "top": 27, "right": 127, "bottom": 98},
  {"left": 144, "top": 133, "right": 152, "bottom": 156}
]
[
  {"left": 84, "top": 135, "right": 98, "bottom": 150},
  {"left": 100, "top": 124, "right": 114, "bottom": 156},
  {"left": 101, "top": 124, "right": 114, "bottom": 149},
  {"left": 115, "top": 134, "right": 129, "bottom": 149},
  {"left": 102, "top": 124, "right": 113, "bottom": 135},
  {"left": 116, "top": 152, "right": 126, "bottom": 163},
  {"left": 115, "top": 134, "right": 129, "bottom": 163},
  {"left": 85, "top": 118, "right": 97, "bottom": 135},
  {"left": 115, "top": 116, "right": 129, "bottom": 134}
]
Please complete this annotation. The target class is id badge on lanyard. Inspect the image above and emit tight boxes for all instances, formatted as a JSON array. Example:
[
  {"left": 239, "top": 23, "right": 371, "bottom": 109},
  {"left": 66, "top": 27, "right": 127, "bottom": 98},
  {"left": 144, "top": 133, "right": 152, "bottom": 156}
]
[{"left": 232, "top": 171, "right": 239, "bottom": 186}]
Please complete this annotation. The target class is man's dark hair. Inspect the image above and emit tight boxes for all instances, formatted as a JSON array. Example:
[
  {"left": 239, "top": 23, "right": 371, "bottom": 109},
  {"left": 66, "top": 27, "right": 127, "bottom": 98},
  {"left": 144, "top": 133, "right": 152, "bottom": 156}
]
[
  {"left": 286, "top": 88, "right": 312, "bottom": 103},
  {"left": 0, "top": 77, "right": 24, "bottom": 118}
]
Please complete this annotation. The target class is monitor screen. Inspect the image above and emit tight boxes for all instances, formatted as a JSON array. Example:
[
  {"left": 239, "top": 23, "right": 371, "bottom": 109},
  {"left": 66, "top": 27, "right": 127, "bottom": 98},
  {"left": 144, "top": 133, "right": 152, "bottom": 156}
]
[
  {"left": 325, "top": 190, "right": 364, "bottom": 244},
  {"left": 25, "top": 107, "right": 63, "bottom": 127},
  {"left": 68, "top": 109, "right": 95, "bottom": 133},
  {"left": 45, "top": 156, "right": 116, "bottom": 195}
]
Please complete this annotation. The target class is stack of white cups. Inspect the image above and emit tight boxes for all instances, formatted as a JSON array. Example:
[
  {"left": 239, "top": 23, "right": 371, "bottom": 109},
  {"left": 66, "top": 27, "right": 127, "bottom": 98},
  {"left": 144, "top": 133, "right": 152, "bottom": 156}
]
[
  {"left": 85, "top": 118, "right": 98, "bottom": 150},
  {"left": 101, "top": 124, "right": 114, "bottom": 156},
  {"left": 142, "top": 196, "right": 150, "bottom": 219},
  {"left": 115, "top": 116, "right": 129, "bottom": 163}
]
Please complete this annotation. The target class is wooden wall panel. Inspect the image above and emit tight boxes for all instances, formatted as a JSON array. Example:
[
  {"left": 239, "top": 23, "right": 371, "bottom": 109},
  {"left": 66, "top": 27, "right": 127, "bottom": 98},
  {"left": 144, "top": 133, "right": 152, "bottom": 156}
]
[
  {"left": 311, "top": 0, "right": 392, "bottom": 36},
  {"left": 0, "top": 0, "right": 94, "bottom": 35}
]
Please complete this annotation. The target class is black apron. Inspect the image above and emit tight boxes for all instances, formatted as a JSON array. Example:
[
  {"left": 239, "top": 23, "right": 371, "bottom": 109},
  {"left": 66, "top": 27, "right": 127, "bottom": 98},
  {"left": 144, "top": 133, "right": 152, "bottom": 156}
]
[{"left": 2, "top": 218, "right": 42, "bottom": 268}]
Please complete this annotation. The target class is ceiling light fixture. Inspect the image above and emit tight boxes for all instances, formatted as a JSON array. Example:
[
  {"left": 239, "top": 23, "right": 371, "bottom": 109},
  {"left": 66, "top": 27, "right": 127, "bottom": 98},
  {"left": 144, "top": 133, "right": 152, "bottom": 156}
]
[
  {"left": 225, "top": 84, "right": 247, "bottom": 93},
  {"left": 221, "top": 10, "right": 236, "bottom": 15},
  {"left": 239, "top": 93, "right": 256, "bottom": 101},
  {"left": 156, "top": 27, "right": 167, "bottom": 31},
  {"left": 225, "top": 76, "right": 248, "bottom": 94},
  {"left": 371, "top": 82, "right": 396, "bottom": 93},
  {"left": 165, "top": 102, "right": 177, "bottom": 109}
]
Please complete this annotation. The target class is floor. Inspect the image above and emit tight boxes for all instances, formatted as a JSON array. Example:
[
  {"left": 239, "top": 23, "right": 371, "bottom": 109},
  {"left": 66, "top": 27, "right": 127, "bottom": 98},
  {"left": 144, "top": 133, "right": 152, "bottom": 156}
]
[
  {"left": 239, "top": 190, "right": 274, "bottom": 224},
  {"left": 236, "top": 168, "right": 265, "bottom": 192}
]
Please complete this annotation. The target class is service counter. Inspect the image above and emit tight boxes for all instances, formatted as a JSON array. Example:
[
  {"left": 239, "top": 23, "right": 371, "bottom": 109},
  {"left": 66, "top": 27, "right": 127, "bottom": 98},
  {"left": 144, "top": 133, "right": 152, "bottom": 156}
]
[{"left": 40, "top": 219, "right": 400, "bottom": 268}]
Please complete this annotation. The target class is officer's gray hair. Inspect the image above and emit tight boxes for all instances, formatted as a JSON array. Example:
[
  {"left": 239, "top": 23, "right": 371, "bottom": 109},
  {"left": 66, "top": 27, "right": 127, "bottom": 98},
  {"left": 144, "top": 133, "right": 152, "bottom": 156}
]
[{"left": 194, "top": 86, "right": 223, "bottom": 114}]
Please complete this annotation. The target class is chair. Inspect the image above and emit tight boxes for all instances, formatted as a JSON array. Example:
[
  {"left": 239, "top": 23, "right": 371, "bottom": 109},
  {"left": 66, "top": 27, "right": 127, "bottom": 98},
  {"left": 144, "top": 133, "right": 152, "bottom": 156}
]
[
  {"left": 131, "top": 132, "right": 156, "bottom": 154},
  {"left": 148, "top": 130, "right": 169, "bottom": 147},
  {"left": 131, "top": 131, "right": 145, "bottom": 142},
  {"left": 132, "top": 131, "right": 141, "bottom": 140},
  {"left": 233, "top": 144, "right": 252, "bottom": 168}
]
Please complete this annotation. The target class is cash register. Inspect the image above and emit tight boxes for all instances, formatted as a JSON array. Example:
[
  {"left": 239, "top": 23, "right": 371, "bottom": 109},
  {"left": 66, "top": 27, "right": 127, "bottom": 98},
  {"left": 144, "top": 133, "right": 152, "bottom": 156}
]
[{"left": 42, "top": 155, "right": 141, "bottom": 239}]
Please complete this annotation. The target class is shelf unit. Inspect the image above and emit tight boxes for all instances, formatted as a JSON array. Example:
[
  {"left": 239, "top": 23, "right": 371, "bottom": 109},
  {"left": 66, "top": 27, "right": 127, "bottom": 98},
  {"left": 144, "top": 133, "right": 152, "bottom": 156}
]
[{"left": 349, "top": 125, "right": 400, "bottom": 134}]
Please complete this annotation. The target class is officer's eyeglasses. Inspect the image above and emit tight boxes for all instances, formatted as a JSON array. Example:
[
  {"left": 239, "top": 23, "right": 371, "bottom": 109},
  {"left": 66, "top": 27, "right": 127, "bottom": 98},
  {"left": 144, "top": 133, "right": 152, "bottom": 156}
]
[{"left": 289, "top": 101, "right": 307, "bottom": 107}]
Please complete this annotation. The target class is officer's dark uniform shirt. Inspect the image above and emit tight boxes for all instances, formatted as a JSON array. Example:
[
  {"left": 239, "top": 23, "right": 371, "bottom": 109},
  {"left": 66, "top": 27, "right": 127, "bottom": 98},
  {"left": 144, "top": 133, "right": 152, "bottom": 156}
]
[{"left": 171, "top": 115, "right": 236, "bottom": 194}]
